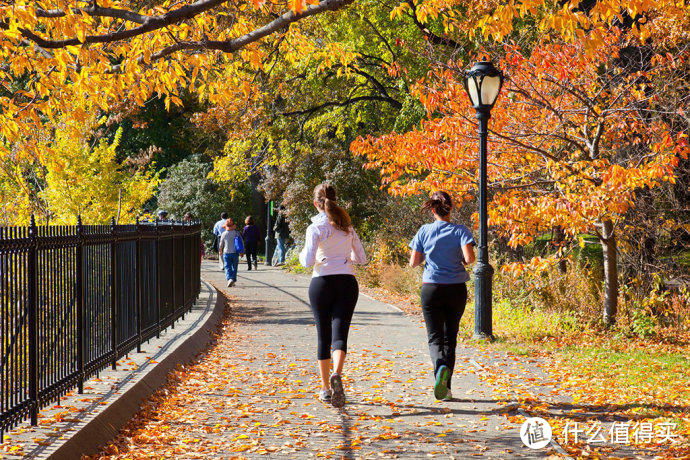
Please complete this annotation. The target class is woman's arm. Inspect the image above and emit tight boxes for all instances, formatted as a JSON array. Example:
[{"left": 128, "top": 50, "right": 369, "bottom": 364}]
[
  {"left": 350, "top": 229, "right": 367, "bottom": 264},
  {"left": 218, "top": 232, "right": 226, "bottom": 254},
  {"left": 409, "top": 250, "right": 425, "bottom": 268},
  {"left": 462, "top": 243, "right": 476, "bottom": 265},
  {"left": 299, "top": 225, "right": 320, "bottom": 267}
]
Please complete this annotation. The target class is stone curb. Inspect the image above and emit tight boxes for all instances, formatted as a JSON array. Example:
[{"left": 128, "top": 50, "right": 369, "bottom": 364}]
[{"left": 43, "top": 279, "right": 224, "bottom": 460}]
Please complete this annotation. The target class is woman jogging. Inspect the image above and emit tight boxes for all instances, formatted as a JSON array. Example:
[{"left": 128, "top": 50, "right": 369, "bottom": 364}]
[
  {"left": 299, "top": 183, "right": 367, "bottom": 408},
  {"left": 219, "top": 218, "right": 244, "bottom": 287},
  {"left": 409, "top": 191, "right": 475, "bottom": 401}
]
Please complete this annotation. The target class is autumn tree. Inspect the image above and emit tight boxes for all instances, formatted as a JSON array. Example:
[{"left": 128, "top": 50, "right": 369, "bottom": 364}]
[
  {"left": 353, "top": 1, "right": 689, "bottom": 324},
  {"left": 203, "top": 0, "right": 439, "bottom": 240},
  {"left": 0, "top": 0, "right": 357, "bottom": 167},
  {"left": 1, "top": 112, "right": 159, "bottom": 225},
  {"left": 157, "top": 154, "right": 252, "bottom": 243}
]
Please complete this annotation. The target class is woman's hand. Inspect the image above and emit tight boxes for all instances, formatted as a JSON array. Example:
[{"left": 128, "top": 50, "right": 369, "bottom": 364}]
[{"left": 409, "top": 250, "right": 425, "bottom": 268}]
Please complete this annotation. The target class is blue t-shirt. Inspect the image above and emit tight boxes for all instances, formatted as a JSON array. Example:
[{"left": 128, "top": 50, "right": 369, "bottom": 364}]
[{"left": 410, "top": 221, "right": 475, "bottom": 284}]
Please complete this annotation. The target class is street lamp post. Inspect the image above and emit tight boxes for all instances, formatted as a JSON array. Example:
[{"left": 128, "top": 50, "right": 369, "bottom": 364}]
[{"left": 463, "top": 60, "right": 504, "bottom": 341}]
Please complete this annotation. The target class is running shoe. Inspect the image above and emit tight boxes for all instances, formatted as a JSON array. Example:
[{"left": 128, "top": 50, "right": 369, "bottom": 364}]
[
  {"left": 226, "top": 279, "right": 232, "bottom": 287},
  {"left": 442, "top": 389, "right": 453, "bottom": 401},
  {"left": 318, "top": 389, "right": 332, "bottom": 402},
  {"left": 434, "top": 365, "right": 450, "bottom": 400},
  {"left": 330, "top": 373, "right": 346, "bottom": 408}
]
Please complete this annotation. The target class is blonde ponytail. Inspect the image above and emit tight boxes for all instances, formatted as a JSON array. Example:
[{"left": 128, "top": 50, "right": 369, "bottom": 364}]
[{"left": 314, "top": 183, "right": 351, "bottom": 233}]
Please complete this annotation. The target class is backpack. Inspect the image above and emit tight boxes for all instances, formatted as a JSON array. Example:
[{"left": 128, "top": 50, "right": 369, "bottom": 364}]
[{"left": 234, "top": 234, "right": 245, "bottom": 253}]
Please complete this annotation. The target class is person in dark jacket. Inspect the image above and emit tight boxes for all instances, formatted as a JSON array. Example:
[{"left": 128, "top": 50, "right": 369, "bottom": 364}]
[
  {"left": 273, "top": 206, "right": 290, "bottom": 265},
  {"left": 243, "top": 216, "right": 261, "bottom": 271}
]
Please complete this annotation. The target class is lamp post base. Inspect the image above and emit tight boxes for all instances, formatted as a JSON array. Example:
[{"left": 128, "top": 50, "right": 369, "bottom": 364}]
[
  {"left": 265, "top": 236, "right": 276, "bottom": 266},
  {"left": 472, "top": 332, "right": 495, "bottom": 342},
  {"left": 473, "top": 261, "right": 494, "bottom": 341}
]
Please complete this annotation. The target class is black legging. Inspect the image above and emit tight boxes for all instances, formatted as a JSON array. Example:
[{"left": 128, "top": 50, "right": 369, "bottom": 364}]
[
  {"left": 308, "top": 275, "right": 359, "bottom": 360},
  {"left": 420, "top": 283, "right": 467, "bottom": 389},
  {"left": 245, "top": 241, "right": 258, "bottom": 268}
]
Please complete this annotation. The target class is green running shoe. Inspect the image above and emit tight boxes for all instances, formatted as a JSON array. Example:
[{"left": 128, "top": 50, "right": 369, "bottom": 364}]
[{"left": 434, "top": 365, "right": 450, "bottom": 400}]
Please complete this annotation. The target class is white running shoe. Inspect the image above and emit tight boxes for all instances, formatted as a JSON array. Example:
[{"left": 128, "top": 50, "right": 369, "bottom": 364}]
[
  {"left": 226, "top": 279, "right": 232, "bottom": 287},
  {"left": 442, "top": 389, "right": 453, "bottom": 401},
  {"left": 318, "top": 389, "right": 332, "bottom": 402}
]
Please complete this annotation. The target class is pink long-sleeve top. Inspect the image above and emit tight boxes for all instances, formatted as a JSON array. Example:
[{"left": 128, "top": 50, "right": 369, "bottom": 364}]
[{"left": 299, "top": 212, "right": 367, "bottom": 277}]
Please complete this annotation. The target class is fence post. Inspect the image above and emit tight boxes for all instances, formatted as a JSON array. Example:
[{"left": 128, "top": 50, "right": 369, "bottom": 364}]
[
  {"left": 155, "top": 218, "right": 161, "bottom": 339},
  {"left": 76, "top": 216, "right": 85, "bottom": 393},
  {"left": 28, "top": 215, "right": 39, "bottom": 425},
  {"left": 110, "top": 217, "right": 118, "bottom": 370},
  {"left": 181, "top": 220, "right": 187, "bottom": 321},
  {"left": 170, "top": 222, "right": 176, "bottom": 330},
  {"left": 197, "top": 223, "right": 200, "bottom": 300},
  {"left": 136, "top": 218, "right": 142, "bottom": 353}
]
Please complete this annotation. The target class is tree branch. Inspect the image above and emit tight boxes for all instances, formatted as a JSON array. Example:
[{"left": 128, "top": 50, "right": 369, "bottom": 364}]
[
  {"left": 283, "top": 95, "right": 402, "bottom": 116},
  {"left": 360, "top": 15, "right": 396, "bottom": 61},
  {"left": 405, "top": 0, "right": 461, "bottom": 48},
  {"left": 21, "top": 0, "right": 353, "bottom": 51}
]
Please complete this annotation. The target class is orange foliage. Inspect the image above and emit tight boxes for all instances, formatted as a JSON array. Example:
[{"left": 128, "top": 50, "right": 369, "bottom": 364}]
[{"left": 352, "top": 32, "right": 688, "bottom": 263}]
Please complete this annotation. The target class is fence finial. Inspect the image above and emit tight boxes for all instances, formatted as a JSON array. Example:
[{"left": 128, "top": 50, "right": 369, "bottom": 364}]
[{"left": 30, "top": 214, "right": 36, "bottom": 227}]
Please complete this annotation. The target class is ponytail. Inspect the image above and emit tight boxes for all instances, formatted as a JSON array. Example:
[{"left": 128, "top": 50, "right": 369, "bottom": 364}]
[
  {"left": 314, "top": 183, "right": 352, "bottom": 233},
  {"left": 422, "top": 191, "right": 453, "bottom": 217}
]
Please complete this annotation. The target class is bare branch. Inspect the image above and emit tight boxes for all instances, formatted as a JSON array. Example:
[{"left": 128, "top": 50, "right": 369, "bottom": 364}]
[
  {"left": 20, "top": 0, "right": 353, "bottom": 52},
  {"left": 405, "top": 0, "right": 461, "bottom": 49},
  {"left": 283, "top": 94, "right": 402, "bottom": 116}
]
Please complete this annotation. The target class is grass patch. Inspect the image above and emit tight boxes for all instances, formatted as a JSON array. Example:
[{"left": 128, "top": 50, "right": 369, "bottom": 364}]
[
  {"left": 457, "top": 293, "right": 581, "bottom": 345},
  {"left": 457, "top": 293, "right": 689, "bottom": 446},
  {"left": 282, "top": 253, "right": 312, "bottom": 275}
]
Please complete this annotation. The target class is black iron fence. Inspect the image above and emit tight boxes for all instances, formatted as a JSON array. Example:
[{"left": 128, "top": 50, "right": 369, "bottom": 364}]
[{"left": 0, "top": 217, "right": 201, "bottom": 435}]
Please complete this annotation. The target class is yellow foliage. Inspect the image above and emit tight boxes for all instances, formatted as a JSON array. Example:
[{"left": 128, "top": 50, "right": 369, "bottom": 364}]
[
  {"left": 1, "top": 108, "right": 159, "bottom": 225},
  {"left": 39, "top": 122, "right": 159, "bottom": 224}
]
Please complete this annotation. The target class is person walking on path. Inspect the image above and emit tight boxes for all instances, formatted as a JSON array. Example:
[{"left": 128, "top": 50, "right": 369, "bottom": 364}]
[
  {"left": 219, "top": 218, "right": 244, "bottom": 287},
  {"left": 243, "top": 216, "right": 261, "bottom": 271},
  {"left": 299, "top": 183, "right": 367, "bottom": 408},
  {"left": 273, "top": 206, "right": 290, "bottom": 266},
  {"left": 213, "top": 212, "right": 229, "bottom": 270},
  {"left": 409, "top": 191, "right": 476, "bottom": 401}
]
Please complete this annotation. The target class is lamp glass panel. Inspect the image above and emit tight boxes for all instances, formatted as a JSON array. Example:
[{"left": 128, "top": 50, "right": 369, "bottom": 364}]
[
  {"left": 467, "top": 76, "right": 480, "bottom": 106},
  {"left": 480, "top": 75, "right": 501, "bottom": 106}
]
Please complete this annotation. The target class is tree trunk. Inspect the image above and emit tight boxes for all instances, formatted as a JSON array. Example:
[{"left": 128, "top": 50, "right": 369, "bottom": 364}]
[
  {"left": 553, "top": 225, "right": 567, "bottom": 273},
  {"left": 249, "top": 170, "right": 266, "bottom": 249},
  {"left": 601, "top": 219, "right": 618, "bottom": 325}
]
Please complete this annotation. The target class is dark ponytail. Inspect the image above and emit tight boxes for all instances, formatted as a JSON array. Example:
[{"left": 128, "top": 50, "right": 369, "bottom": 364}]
[
  {"left": 422, "top": 191, "right": 452, "bottom": 217},
  {"left": 314, "top": 183, "right": 351, "bottom": 233}
]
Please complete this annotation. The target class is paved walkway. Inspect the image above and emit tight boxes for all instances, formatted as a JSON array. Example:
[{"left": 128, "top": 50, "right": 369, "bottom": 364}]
[{"left": 92, "top": 262, "right": 548, "bottom": 458}]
